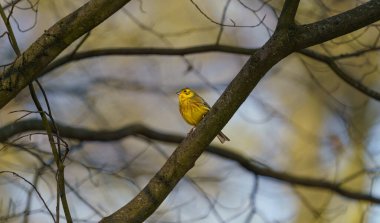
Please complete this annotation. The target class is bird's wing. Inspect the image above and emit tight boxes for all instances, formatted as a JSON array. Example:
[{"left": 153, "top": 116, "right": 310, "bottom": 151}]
[{"left": 196, "top": 95, "right": 210, "bottom": 109}]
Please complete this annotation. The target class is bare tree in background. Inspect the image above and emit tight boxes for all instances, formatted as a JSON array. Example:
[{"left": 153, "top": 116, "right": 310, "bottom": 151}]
[{"left": 1, "top": 0, "right": 380, "bottom": 222}]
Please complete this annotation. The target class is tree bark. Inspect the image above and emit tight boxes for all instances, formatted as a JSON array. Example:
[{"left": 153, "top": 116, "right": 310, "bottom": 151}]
[{"left": 0, "top": 0, "right": 131, "bottom": 108}]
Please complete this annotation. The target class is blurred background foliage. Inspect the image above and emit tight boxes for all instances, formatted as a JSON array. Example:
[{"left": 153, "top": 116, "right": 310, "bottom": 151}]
[{"left": 1, "top": 0, "right": 380, "bottom": 222}]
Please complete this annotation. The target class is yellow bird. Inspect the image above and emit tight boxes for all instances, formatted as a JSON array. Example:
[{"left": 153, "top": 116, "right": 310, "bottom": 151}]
[{"left": 176, "top": 87, "right": 230, "bottom": 143}]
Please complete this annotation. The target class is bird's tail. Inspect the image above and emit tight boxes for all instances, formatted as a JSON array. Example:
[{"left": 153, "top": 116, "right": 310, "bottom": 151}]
[{"left": 217, "top": 131, "right": 230, "bottom": 144}]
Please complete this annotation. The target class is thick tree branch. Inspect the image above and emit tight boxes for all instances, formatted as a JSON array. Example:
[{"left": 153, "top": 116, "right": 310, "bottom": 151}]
[
  {"left": 295, "top": 0, "right": 380, "bottom": 49},
  {"left": 0, "top": 0, "right": 132, "bottom": 109},
  {"left": 1, "top": 119, "right": 380, "bottom": 204}
]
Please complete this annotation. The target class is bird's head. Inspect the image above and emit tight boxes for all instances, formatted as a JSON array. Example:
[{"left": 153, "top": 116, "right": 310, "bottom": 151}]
[{"left": 176, "top": 87, "right": 195, "bottom": 100}]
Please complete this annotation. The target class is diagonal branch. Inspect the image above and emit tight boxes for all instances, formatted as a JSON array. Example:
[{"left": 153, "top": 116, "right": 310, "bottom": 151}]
[
  {"left": 0, "top": 0, "right": 132, "bottom": 109},
  {"left": 295, "top": 0, "right": 380, "bottom": 50},
  {"left": 300, "top": 49, "right": 380, "bottom": 101},
  {"left": 1, "top": 119, "right": 380, "bottom": 203}
]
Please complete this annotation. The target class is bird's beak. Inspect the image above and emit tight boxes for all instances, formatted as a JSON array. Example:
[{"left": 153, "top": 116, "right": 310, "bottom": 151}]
[{"left": 176, "top": 91, "right": 180, "bottom": 95}]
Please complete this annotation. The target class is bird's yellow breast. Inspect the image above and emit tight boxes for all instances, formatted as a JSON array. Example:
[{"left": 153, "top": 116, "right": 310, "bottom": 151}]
[{"left": 179, "top": 98, "right": 209, "bottom": 126}]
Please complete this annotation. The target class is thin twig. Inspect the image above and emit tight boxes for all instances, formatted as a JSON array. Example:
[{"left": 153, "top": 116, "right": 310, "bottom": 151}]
[
  {"left": 190, "top": 0, "right": 265, "bottom": 28},
  {"left": 215, "top": 0, "right": 232, "bottom": 44},
  {"left": 0, "top": 171, "right": 55, "bottom": 222},
  {"left": 28, "top": 83, "right": 73, "bottom": 222}
]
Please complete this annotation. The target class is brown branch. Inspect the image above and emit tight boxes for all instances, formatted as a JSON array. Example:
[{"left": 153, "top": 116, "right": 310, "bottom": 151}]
[
  {"left": 41, "top": 45, "right": 257, "bottom": 75},
  {"left": 0, "top": 4, "right": 21, "bottom": 55},
  {"left": 299, "top": 49, "right": 380, "bottom": 101},
  {"left": 28, "top": 83, "right": 73, "bottom": 222},
  {"left": 331, "top": 46, "right": 380, "bottom": 60},
  {"left": 294, "top": 0, "right": 380, "bottom": 50},
  {"left": 1, "top": 119, "right": 380, "bottom": 204},
  {"left": 276, "top": 0, "right": 300, "bottom": 29},
  {"left": 0, "top": 0, "right": 132, "bottom": 109},
  {"left": 2, "top": 0, "right": 23, "bottom": 10}
]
